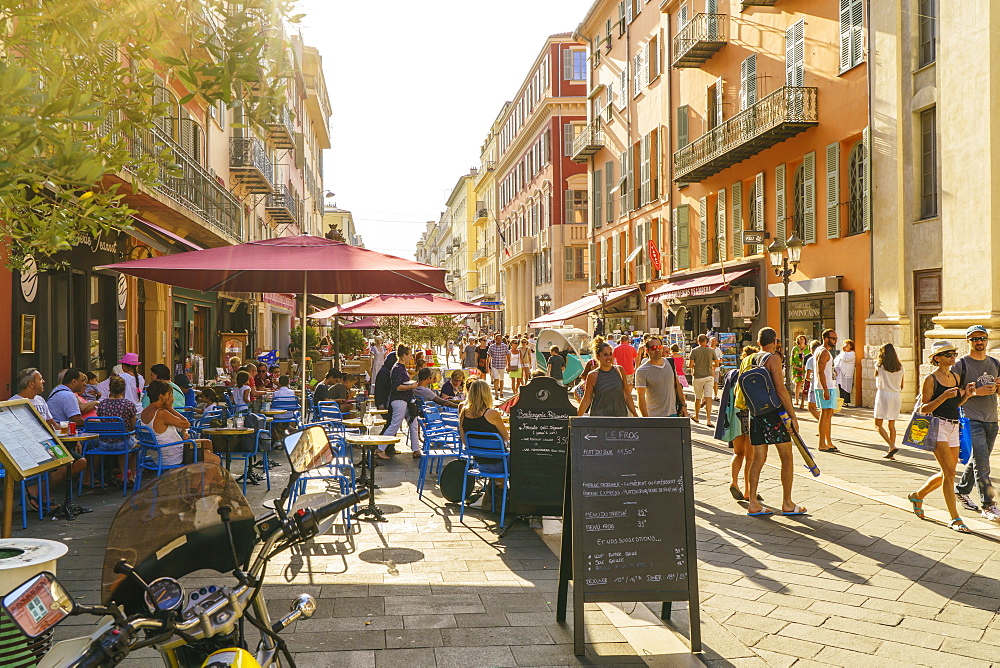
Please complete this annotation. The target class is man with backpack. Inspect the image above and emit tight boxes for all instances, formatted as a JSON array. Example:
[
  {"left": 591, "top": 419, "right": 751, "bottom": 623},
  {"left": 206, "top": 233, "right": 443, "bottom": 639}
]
[
  {"left": 738, "top": 327, "right": 805, "bottom": 516},
  {"left": 953, "top": 325, "right": 1000, "bottom": 522}
]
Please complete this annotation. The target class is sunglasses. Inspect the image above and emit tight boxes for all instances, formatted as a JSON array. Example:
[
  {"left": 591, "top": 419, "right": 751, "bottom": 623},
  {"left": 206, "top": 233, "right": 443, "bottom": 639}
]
[
  {"left": 937, "top": 351, "right": 958, "bottom": 358},
  {"left": 647, "top": 345, "right": 663, "bottom": 350},
  {"left": 970, "top": 336, "right": 988, "bottom": 342}
]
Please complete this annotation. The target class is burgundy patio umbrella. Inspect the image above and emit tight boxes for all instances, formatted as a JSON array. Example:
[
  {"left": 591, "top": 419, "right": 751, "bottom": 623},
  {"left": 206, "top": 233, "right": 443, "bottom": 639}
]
[
  {"left": 98, "top": 236, "right": 448, "bottom": 414},
  {"left": 310, "top": 293, "right": 495, "bottom": 319}
]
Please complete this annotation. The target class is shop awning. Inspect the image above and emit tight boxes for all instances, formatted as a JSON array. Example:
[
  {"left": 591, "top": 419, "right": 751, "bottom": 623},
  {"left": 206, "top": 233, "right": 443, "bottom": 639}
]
[
  {"left": 646, "top": 267, "right": 755, "bottom": 303},
  {"left": 528, "top": 286, "right": 639, "bottom": 328}
]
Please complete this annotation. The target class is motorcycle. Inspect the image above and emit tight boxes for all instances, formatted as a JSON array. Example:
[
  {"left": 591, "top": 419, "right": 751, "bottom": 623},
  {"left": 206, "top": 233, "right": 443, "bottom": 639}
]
[{"left": 2, "top": 424, "right": 368, "bottom": 668}]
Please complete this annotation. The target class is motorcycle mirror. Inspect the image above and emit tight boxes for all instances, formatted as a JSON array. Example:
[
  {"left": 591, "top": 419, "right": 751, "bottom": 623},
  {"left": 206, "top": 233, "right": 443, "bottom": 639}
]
[
  {"left": 2, "top": 571, "right": 74, "bottom": 638},
  {"left": 283, "top": 425, "right": 335, "bottom": 475}
]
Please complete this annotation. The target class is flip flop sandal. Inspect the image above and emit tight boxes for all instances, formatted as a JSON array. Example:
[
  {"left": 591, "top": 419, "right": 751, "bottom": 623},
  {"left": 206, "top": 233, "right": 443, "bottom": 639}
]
[
  {"left": 819, "top": 447, "right": 841, "bottom": 453},
  {"left": 949, "top": 518, "right": 972, "bottom": 533},
  {"left": 747, "top": 508, "right": 774, "bottom": 517},
  {"left": 908, "top": 494, "right": 925, "bottom": 519},
  {"left": 729, "top": 485, "right": 745, "bottom": 501},
  {"left": 883, "top": 448, "right": 899, "bottom": 460},
  {"left": 781, "top": 506, "right": 808, "bottom": 516}
]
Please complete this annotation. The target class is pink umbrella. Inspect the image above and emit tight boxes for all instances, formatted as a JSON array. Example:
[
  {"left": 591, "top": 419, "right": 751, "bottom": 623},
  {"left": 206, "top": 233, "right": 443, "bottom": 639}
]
[
  {"left": 99, "top": 236, "right": 447, "bottom": 413},
  {"left": 311, "top": 293, "right": 495, "bottom": 319}
]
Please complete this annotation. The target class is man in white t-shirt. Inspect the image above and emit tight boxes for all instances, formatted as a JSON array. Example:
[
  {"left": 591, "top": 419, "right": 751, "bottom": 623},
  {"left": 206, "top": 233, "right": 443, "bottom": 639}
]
[
  {"left": 709, "top": 336, "right": 724, "bottom": 400},
  {"left": 12, "top": 368, "right": 88, "bottom": 506}
]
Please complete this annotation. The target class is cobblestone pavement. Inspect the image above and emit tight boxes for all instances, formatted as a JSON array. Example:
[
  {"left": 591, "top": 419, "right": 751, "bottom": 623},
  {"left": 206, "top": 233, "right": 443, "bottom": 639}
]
[{"left": 11, "top": 402, "right": 1000, "bottom": 667}]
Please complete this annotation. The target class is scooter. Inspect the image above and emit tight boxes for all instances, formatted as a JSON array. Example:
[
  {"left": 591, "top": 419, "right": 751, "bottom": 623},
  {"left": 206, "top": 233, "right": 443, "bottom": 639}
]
[{"left": 2, "top": 424, "right": 367, "bottom": 667}]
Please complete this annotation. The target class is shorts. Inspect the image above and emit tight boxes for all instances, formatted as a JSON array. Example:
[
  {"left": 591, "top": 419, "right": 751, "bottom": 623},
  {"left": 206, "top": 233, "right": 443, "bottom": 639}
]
[
  {"left": 508, "top": 369, "right": 522, "bottom": 378},
  {"left": 749, "top": 409, "right": 790, "bottom": 446},
  {"left": 814, "top": 386, "right": 839, "bottom": 410},
  {"left": 693, "top": 376, "right": 714, "bottom": 400},
  {"left": 935, "top": 418, "right": 960, "bottom": 448},
  {"left": 737, "top": 410, "right": 750, "bottom": 434},
  {"left": 490, "top": 368, "right": 505, "bottom": 380}
]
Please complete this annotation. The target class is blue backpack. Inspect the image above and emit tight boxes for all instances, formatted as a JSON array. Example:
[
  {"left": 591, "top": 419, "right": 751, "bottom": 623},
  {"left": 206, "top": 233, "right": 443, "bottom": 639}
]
[{"left": 737, "top": 353, "right": 784, "bottom": 416}]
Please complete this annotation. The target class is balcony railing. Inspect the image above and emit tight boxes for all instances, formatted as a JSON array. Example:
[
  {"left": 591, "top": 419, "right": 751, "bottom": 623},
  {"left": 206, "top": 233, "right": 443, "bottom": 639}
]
[
  {"left": 571, "top": 120, "right": 605, "bottom": 163},
  {"left": 672, "top": 14, "right": 727, "bottom": 68},
  {"left": 230, "top": 136, "right": 274, "bottom": 194},
  {"left": 475, "top": 244, "right": 487, "bottom": 260},
  {"left": 537, "top": 227, "right": 550, "bottom": 249},
  {"left": 126, "top": 125, "right": 243, "bottom": 241},
  {"left": 673, "top": 86, "right": 818, "bottom": 183},
  {"left": 502, "top": 235, "right": 536, "bottom": 264},
  {"left": 265, "top": 183, "right": 298, "bottom": 225},
  {"left": 484, "top": 160, "right": 496, "bottom": 171},
  {"left": 266, "top": 106, "right": 294, "bottom": 149}
]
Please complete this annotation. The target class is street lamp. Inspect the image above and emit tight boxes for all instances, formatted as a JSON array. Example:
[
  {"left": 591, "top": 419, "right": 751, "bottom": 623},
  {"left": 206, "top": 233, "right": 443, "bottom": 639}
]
[
  {"left": 768, "top": 235, "right": 803, "bottom": 389},
  {"left": 595, "top": 280, "right": 612, "bottom": 337},
  {"left": 536, "top": 293, "right": 552, "bottom": 316}
]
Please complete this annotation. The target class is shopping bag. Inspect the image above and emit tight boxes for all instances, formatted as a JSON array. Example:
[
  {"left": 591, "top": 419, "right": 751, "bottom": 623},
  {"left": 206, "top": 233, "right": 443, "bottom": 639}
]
[
  {"left": 958, "top": 410, "right": 973, "bottom": 465},
  {"left": 901, "top": 411, "right": 938, "bottom": 451}
]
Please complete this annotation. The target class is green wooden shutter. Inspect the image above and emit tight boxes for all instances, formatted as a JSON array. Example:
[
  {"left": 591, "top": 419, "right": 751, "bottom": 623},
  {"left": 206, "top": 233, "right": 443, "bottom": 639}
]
[
  {"left": 732, "top": 182, "right": 743, "bottom": 258},
  {"left": 612, "top": 233, "right": 620, "bottom": 285},
  {"left": 564, "top": 190, "right": 574, "bottom": 224},
  {"left": 699, "top": 196, "right": 708, "bottom": 266},
  {"left": 593, "top": 169, "right": 603, "bottom": 229},
  {"left": 775, "top": 164, "right": 786, "bottom": 245},
  {"left": 862, "top": 126, "right": 871, "bottom": 231},
  {"left": 717, "top": 187, "right": 727, "bottom": 262},
  {"left": 803, "top": 151, "right": 816, "bottom": 243},
  {"left": 825, "top": 142, "right": 841, "bottom": 238},
  {"left": 589, "top": 242, "right": 597, "bottom": 290},
  {"left": 674, "top": 206, "right": 690, "bottom": 271},
  {"left": 677, "top": 105, "right": 689, "bottom": 147},
  {"left": 839, "top": 0, "right": 852, "bottom": 72},
  {"left": 605, "top": 161, "right": 614, "bottom": 222},
  {"left": 754, "top": 172, "right": 765, "bottom": 254},
  {"left": 740, "top": 55, "right": 756, "bottom": 110}
]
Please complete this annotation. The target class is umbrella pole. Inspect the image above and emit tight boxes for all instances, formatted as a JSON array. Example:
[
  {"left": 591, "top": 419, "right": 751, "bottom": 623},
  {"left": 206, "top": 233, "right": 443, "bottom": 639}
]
[{"left": 301, "top": 274, "right": 308, "bottom": 418}]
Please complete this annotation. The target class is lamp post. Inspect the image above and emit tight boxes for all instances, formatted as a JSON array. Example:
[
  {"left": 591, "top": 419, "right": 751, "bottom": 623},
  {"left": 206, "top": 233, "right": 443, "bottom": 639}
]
[
  {"left": 537, "top": 293, "right": 552, "bottom": 317},
  {"left": 768, "top": 235, "right": 803, "bottom": 390},
  {"left": 595, "top": 280, "right": 612, "bottom": 337}
]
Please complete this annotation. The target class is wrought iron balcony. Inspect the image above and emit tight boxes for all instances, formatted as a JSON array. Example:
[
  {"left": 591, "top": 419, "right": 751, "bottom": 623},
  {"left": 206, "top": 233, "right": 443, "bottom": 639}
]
[
  {"left": 571, "top": 121, "right": 605, "bottom": 163},
  {"left": 475, "top": 244, "right": 488, "bottom": 261},
  {"left": 484, "top": 160, "right": 496, "bottom": 171},
  {"left": 266, "top": 106, "right": 294, "bottom": 149},
  {"left": 265, "top": 183, "right": 298, "bottom": 225},
  {"left": 672, "top": 14, "right": 727, "bottom": 68},
  {"left": 126, "top": 125, "right": 243, "bottom": 241},
  {"left": 230, "top": 136, "right": 274, "bottom": 193},
  {"left": 673, "top": 86, "right": 818, "bottom": 183}
]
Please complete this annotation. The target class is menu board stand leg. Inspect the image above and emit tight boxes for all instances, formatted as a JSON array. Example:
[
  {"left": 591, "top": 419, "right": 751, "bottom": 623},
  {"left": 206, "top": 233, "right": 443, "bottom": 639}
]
[
  {"left": 556, "top": 467, "right": 573, "bottom": 624},
  {"left": 2, "top": 474, "right": 14, "bottom": 538},
  {"left": 689, "top": 594, "right": 702, "bottom": 652},
  {"left": 661, "top": 602, "right": 671, "bottom": 619}
]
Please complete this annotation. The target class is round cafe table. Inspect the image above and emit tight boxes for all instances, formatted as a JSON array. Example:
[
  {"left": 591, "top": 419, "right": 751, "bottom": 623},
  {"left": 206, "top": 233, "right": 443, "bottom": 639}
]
[
  {"left": 201, "top": 427, "right": 254, "bottom": 472},
  {"left": 342, "top": 418, "right": 386, "bottom": 434},
  {"left": 53, "top": 433, "right": 99, "bottom": 520},
  {"left": 345, "top": 434, "right": 399, "bottom": 522}
]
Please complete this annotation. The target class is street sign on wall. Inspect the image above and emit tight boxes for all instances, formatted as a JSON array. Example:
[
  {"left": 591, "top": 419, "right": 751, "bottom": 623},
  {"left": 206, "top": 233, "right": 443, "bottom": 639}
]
[{"left": 742, "top": 231, "right": 766, "bottom": 245}]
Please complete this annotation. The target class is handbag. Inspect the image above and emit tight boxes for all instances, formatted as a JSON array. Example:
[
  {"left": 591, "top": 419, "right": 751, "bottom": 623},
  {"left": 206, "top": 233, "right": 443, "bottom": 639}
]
[
  {"left": 901, "top": 410, "right": 939, "bottom": 451},
  {"left": 958, "top": 409, "right": 973, "bottom": 465}
]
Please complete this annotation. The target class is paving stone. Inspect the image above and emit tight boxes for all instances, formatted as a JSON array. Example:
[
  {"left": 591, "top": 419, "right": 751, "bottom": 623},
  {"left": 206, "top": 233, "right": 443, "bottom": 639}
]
[
  {"left": 725, "top": 612, "right": 788, "bottom": 635},
  {"left": 822, "top": 616, "right": 940, "bottom": 650},
  {"left": 780, "top": 622, "right": 882, "bottom": 653},
  {"left": 372, "top": 648, "right": 437, "bottom": 668},
  {"left": 433, "top": 645, "right": 518, "bottom": 667},
  {"left": 752, "top": 634, "right": 823, "bottom": 659},
  {"left": 292, "top": 650, "right": 376, "bottom": 668},
  {"left": 401, "top": 614, "right": 456, "bottom": 629},
  {"left": 900, "top": 615, "right": 984, "bottom": 642},
  {"left": 305, "top": 615, "right": 404, "bottom": 632},
  {"left": 813, "top": 645, "right": 911, "bottom": 668},
  {"left": 383, "top": 628, "right": 443, "bottom": 649},
  {"left": 807, "top": 599, "right": 903, "bottom": 626},
  {"left": 439, "top": 626, "right": 555, "bottom": 647},
  {"left": 746, "top": 649, "right": 798, "bottom": 667},
  {"left": 875, "top": 640, "right": 991, "bottom": 667},
  {"left": 292, "top": 630, "right": 387, "bottom": 652}
]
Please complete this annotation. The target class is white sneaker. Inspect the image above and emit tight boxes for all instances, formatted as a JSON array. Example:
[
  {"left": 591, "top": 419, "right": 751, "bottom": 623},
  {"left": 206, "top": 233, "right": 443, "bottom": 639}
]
[{"left": 981, "top": 506, "right": 1000, "bottom": 522}]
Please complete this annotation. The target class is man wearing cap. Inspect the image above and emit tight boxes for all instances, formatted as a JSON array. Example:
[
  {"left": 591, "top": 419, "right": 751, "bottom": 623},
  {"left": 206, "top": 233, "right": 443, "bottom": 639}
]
[{"left": 953, "top": 325, "right": 1000, "bottom": 521}]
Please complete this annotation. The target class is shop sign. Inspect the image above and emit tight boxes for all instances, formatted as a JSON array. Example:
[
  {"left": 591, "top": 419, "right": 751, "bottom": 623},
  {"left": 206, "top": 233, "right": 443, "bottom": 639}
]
[
  {"left": 788, "top": 300, "right": 821, "bottom": 320},
  {"left": 116, "top": 274, "right": 128, "bottom": 309},
  {"left": 76, "top": 229, "right": 122, "bottom": 255},
  {"left": 19, "top": 256, "right": 38, "bottom": 303},
  {"left": 263, "top": 293, "right": 296, "bottom": 310},
  {"left": 647, "top": 241, "right": 661, "bottom": 271}
]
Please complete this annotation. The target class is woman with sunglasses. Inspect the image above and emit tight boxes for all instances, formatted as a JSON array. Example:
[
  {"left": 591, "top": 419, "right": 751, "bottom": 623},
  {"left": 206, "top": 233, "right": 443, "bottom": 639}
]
[
  {"left": 909, "top": 340, "right": 977, "bottom": 533},
  {"left": 578, "top": 341, "right": 638, "bottom": 417}
]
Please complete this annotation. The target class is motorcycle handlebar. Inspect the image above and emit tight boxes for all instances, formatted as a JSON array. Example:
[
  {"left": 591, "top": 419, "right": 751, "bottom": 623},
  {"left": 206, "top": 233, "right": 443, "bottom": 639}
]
[{"left": 312, "top": 489, "right": 369, "bottom": 524}]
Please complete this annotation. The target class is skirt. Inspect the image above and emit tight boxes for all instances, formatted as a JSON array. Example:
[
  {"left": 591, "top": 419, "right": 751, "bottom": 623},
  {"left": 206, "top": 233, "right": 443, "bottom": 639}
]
[{"left": 874, "top": 389, "right": 901, "bottom": 421}]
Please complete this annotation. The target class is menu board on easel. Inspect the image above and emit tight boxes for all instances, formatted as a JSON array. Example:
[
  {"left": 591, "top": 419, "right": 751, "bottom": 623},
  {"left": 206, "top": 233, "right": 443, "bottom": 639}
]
[{"left": 0, "top": 400, "right": 74, "bottom": 479}]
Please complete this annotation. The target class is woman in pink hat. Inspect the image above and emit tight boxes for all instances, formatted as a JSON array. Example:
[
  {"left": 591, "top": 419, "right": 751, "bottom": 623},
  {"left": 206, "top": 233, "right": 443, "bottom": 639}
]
[{"left": 117, "top": 353, "right": 145, "bottom": 411}]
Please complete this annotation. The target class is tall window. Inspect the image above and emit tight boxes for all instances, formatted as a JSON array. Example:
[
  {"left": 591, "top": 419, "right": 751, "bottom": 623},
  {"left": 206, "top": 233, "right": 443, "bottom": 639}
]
[
  {"left": 565, "top": 247, "right": 587, "bottom": 280},
  {"left": 839, "top": 0, "right": 864, "bottom": 72},
  {"left": 918, "top": 0, "right": 936, "bottom": 67},
  {"left": 920, "top": 107, "right": 938, "bottom": 218},
  {"left": 563, "top": 49, "right": 586, "bottom": 81},
  {"left": 847, "top": 141, "right": 866, "bottom": 235},
  {"left": 792, "top": 165, "right": 805, "bottom": 240},
  {"left": 565, "top": 190, "right": 588, "bottom": 224}
]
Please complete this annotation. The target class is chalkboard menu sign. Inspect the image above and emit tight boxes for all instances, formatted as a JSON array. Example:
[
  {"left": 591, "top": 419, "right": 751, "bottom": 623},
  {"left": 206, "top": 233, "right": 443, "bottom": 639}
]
[
  {"left": 556, "top": 416, "right": 700, "bottom": 655},
  {"left": 509, "top": 376, "right": 574, "bottom": 517}
]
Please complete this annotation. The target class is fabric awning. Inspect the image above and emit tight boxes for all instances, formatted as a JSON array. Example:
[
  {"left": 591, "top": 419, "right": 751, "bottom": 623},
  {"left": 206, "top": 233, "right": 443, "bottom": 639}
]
[
  {"left": 646, "top": 267, "right": 755, "bottom": 303},
  {"left": 528, "top": 286, "right": 639, "bottom": 328},
  {"left": 309, "top": 293, "right": 496, "bottom": 320}
]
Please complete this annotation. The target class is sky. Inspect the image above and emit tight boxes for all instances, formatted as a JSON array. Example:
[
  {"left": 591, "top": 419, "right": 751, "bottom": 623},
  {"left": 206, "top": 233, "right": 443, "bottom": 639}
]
[{"left": 295, "top": 0, "right": 594, "bottom": 260}]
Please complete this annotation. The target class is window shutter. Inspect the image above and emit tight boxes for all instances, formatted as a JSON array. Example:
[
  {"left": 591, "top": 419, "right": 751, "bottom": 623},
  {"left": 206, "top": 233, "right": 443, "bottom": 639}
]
[
  {"left": 717, "top": 187, "right": 727, "bottom": 262},
  {"left": 640, "top": 134, "right": 650, "bottom": 206},
  {"left": 802, "top": 152, "right": 816, "bottom": 243},
  {"left": 627, "top": 147, "right": 635, "bottom": 211},
  {"left": 600, "top": 239, "right": 608, "bottom": 283},
  {"left": 153, "top": 75, "right": 172, "bottom": 134},
  {"left": 786, "top": 19, "right": 805, "bottom": 87},
  {"left": 825, "top": 142, "right": 841, "bottom": 238},
  {"left": 650, "top": 129, "right": 659, "bottom": 200},
  {"left": 179, "top": 107, "right": 197, "bottom": 160},
  {"left": 679, "top": 4, "right": 688, "bottom": 27},
  {"left": 699, "top": 197, "right": 708, "bottom": 266},
  {"left": 633, "top": 53, "right": 641, "bottom": 96},
  {"left": 649, "top": 35, "right": 660, "bottom": 80},
  {"left": 754, "top": 172, "right": 765, "bottom": 246},
  {"left": 563, "top": 123, "right": 574, "bottom": 156},
  {"left": 677, "top": 106, "right": 689, "bottom": 147},
  {"left": 626, "top": 0, "right": 633, "bottom": 23},
  {"left": 589, "top": 242, "right": 597, "bottom": 289},
  {"left": 851, "top": 0, "right": 864, "bottom": 69},
  {"left": 862, "top": 126, "right": 871, "bottom": 231},
  {"left": 740, "top": 55, "right": 756, "bottom": 111},
  {"left": 612, "top": 233, "right": 621, "bottom": 285},
  {"left": 565, "top": 247, "right": 575, "bottom": 281},
  {"left": 674, "top": 206, "right": 690, "bottom": 270},
  {"left": 714, "top": 77, "right": 724, "bottom": 127},
  {"left": 606, "top": 82, "right": 615, "bottom": 121},
  {"left": 641, "top": 42, "right": 649, "bottom": 87},
  {"left": 732, "top": 181, "right": 743, "bottom": 258},
  {"left": 605, "top": 161, "right": 614, "bottom": 222},
  {"left": 562, "top": 48, "right": 573, "bottom": 80},
  {"left": 839, "top": 0, "right": 852, "bottom": 72},
  {"left": 594, "top": 169, "right": 603, "bottom": 229},
  {"left": 564, "top": 190, "right": 574, "bottom": 224},
  {"left": 775, "top": 164, "right": 786, "bottom": 245}
]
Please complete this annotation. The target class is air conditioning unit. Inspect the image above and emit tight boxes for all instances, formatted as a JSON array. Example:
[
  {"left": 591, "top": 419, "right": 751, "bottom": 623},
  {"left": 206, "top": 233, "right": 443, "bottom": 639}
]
[
  {"left": 732, "top": 286, "right": 757, "bottom": 318},
  {"left": 477, "top": 208, "right": 488, "bottom": 219}
]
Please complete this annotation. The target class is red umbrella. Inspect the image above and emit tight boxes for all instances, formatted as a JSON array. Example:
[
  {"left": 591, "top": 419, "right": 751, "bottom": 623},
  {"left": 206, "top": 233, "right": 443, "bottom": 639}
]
[
  {"left": 310, "top": 293, "right": 495, "bottom": 319},
  {"left": 98, "top": 236, "right": 447, "bottom": 413},
  {"left": 340, "top": 316, "right": 380, "bottom": 330}
]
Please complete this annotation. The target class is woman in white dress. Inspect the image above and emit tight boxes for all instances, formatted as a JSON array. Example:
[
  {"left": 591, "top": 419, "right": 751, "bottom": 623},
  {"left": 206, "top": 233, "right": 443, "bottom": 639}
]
[
  {"left": 873, "top": 343, "right": 904, "bottom": 459},
  {"left": 834, "top": 339, "right": 857, "bottom": 405}
]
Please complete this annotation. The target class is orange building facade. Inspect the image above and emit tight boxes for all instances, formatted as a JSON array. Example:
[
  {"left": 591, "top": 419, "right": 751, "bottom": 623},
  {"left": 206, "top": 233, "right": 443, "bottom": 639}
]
[{"left": 576, "top": 0, "right": 871, "bottom": 403}]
